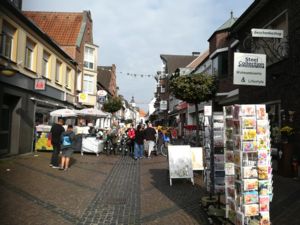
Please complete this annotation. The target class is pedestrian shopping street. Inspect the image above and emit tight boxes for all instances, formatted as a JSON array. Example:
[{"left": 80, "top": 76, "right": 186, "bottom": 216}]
[{"left": 0, "top": 152, "right": 299, "bottom": 225}]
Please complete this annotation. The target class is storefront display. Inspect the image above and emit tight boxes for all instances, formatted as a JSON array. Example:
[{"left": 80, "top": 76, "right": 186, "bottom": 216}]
[
  {"left": 35, "top": 124, "right": 53, "bottom": 151},
  {"left": 224, "top": 104, "right": 273, "bottom": 225}
]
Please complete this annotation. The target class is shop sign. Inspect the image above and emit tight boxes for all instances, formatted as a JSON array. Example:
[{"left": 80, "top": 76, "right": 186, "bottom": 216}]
[
  {"left": 160, "top": 100, "right": 168, "bottom": 110},
  {"left": 78, "top": 93, "right": 89, "bottom": 103},
  {"left": 97, "top": 90, "right": 107, "bottom": 97},
  {"left": 176, "top": 101, "right": 187, "bottom": 110},
  {"left": 251, "top": 28, "right": 284, "bottom": 39},
  {"left": 34, "top": 78, "right": 46, "bottom": 90},
  {"left": 204, "top": 105, "right": 212, "bottom": 116},
  {"left": 234, "top": 52, "right": 266, "bottom": 86}
]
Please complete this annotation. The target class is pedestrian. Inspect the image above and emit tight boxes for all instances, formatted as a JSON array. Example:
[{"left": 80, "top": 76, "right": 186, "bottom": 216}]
[
  {"left": 126, "top": 124, "right": 136, "bottom": 156},
  {"left": 134, "top": 124, "right": 144, "bottom": 160},
  {"left": 60, "top": 124, "right": 75, "bottom": 171},
  {"left": 49, "top": 118, "right": 65, "bottom": 169},
  {"left": 143, "top": 122, "right": 157, "bottom": 158}
]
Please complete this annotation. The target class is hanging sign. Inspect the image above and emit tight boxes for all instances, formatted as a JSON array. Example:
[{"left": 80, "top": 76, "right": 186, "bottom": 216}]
[
  {"left": 97, "top": 90, "right": 107, "bottom": 97},
  {"left": 251, "top": 28, "right": 284, "bottom": 38},
  {"left": 34, "top": 78, "right": 46, "bottom": 90},
  {"left": 204, "top": 105, "right": 212, "bottom": 116},
  {"left": 234, "top": 52, "right": 266, "bottom": 86},
  {"left": 160, "top": 100, "right": 168, "bottom": 110},
  {"left": 78, "top": 93, "right": 89, "bottom": 103}
]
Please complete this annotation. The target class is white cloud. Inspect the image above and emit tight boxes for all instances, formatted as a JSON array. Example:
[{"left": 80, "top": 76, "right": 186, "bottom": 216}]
[{"left": 23, "top": 0, "right": 253, "bottom": 110}]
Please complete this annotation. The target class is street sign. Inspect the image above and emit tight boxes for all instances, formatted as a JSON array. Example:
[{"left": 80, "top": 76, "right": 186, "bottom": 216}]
[
  {"left": 251, "top": 28, "right": 284, "bottom": 38},
  {"left": 233, "top": 52, "right": 266, "bottom": 86},
  {"left": 160, "top": 100, "right": 167, "bottom": 110}
]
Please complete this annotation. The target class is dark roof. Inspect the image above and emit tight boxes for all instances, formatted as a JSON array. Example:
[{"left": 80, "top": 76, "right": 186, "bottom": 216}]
[
  {"left": 230, "top": 0, "right": 270, "bottom": 33},
  {"left": 97, "top": 66, "right": 113, "bottom": 95},
  {"left": 160, "top": 54, "right": 198, "bottom": 74},
  {"left": 23, "top": 11, "right": 84, "bottom": 47}
]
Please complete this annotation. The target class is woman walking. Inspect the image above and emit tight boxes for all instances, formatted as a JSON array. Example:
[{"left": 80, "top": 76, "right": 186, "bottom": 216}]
[{"left": 60, "top": 125, "right": 75, "bottom": 171}]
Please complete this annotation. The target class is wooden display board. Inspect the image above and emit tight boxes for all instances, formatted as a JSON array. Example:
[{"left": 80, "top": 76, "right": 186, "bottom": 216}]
[
  {"left": 168, "top": 145, "right": 194, "bottom": 186},
  {"left": 190, "top": 147, "right": 204, "bottom": 171}
]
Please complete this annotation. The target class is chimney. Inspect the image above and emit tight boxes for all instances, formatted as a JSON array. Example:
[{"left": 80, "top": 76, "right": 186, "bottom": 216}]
[{"left": 192, "top": 52, "right": 200, "bottom": 56}]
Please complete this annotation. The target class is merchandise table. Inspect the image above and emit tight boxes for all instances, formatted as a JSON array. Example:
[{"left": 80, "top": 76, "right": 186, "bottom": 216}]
[{"left": 81, "top": 137, "right": 104, "bottom": 156}]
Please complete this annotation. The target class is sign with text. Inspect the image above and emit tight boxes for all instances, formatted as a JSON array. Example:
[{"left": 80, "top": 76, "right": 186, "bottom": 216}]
[
  {"left": 160, "top": 100, "right": 168, "bottom": 110},
  {"left": 34, "top": 78, "right": 46, "bottom": 90},
  {"left": 234, "top": 52, "right": 266, "bottom": 86},
  {"left": 78, "top": 93, "right": 89, "bottom": 103},
  {"left": 204, "top": 105, "right": 212, "bottom": 116},
  {"left": 251, "top": 28, "right": 284, "bottom": 38}
]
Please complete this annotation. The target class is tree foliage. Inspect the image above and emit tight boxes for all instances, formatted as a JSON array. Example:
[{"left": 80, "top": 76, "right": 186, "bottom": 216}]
[
  {"left": 169, "top": 73, "right": 217, "bottom": 104},
  {"left": 102, "top": 96, "right": 123, "bottom": 114}
]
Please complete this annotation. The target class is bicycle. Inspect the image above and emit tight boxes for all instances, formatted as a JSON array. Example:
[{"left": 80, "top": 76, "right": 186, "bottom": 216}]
[{"left": 158, "top": 134, "right": 170, "bottom": 157}]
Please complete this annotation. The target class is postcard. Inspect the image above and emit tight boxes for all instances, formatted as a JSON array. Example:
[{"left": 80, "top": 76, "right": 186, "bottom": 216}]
[
  {"left": 242, "top": 117, "right": 257, "bottom": 128},
  {"left": 235, "top": 211, "right": 244, "bottom": 225},
  {"left": 225, "top": 151, "right": 234, "bottom": 163},
  {"left": 259, "top": 195, "right": 270, "bottom": 212},
  {"left": 243, "top": 191, "right": 258, "bottom": 204},
  {"left": 243, "top": 179, "right": 258, "bottom": 191},
  {"left": 225, "top": 163, "right": 235, "bottom": 175},
  {"left": 258, "top": 180, "right": 269, "bottom": 196},
  {"left": 242, "top": 141, "right": 257, "bottom": 152},
  {"left": 242, "top": 129, "right": 257, "bottom": 141},
  {"left": 243, "top": 204, "right": 259, "bottom": 217},
  {"left": 243, "top": 166, "right": 258, "bottom": 179},
  {"left": 258, "top": 166, "right": 269, "bottom": 180},
  {"left": 225, "top": 175, "right": 235, "bottom": 186},
  {"left": 256, "top": 105, "right": 267, "bottom": 120},
  {"left": 260, "top": 212, "right": 270, "bottom": 225},
  {"left": 258, "top": 150, "right": 268, "bottom": 166},
  {"left": 241, "top": 105, "right": 256, "bottom": 116}
]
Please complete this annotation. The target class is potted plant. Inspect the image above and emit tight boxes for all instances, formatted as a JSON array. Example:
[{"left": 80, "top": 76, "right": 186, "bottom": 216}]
[{"left": 280, "top": 126, "right": 295, "bottom": 143}]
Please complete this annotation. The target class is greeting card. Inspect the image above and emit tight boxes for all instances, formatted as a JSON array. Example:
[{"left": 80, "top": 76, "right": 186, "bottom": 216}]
[
  {"left": 243, "top": 191, "right": 258, "bottom": 204},
  {"left": 257, "top": 135, "right": 270, "bottom": 150},
  {"left": 259, "top": 195, "right": 270, "bottom": 212},
  {"left": 243, "top": 179, "right": 258, "bottom": 191},
  {"left": 225, "top": 105, "right": 234, "bottom": 116},
  {"left": 257, "top": 120, "right": 270, "bottom": 135},
  {"left": 242, "top": 129, "right": 257, "bottom": 140},
  {"left": 225, "top": 163, "right": 235, "bottom": 175},
  {"left": 225, "top": 151, "right": 234, "bottom": 163},
  {"left": 258, "top": 180, "right": 269, "bottom": 196},
  {"left": 233, "top": 105, "right": 241, "bottom": 119},
  {"left": 243, "top": 166, "right": 258, "bottom": 179},
  {"left": 243, "top": 204, "right": 259, "bottom": 217},
  {"left": 242, "top": 141, "right": 257, "bottom": 152},
  {"left": 258, "top": 166, "right": 269, "bottom": 180},
  {"left": 258, "top": 150, "right": 268, "bottom": 166},
  {"left": 242, "top": 117, "right": 257, "bottom": 128},
  {"left": 260, "top": 212, "right": 270, "bottom": 225},
  {"left": 256, "top": 105, "right": 267, "bottom": 120},
  {"left": 226, "top": 140, "right": 234, "bottom": 150},
  {"left": 234, "top": 151, "right": 242, "bottom": 165},
  {"left": 214, "top": 154, "right": 225, "bottom": 163},
  {"left": 227, "top": 186, "right": 236, "bottom": 199},
  {"left": 241, "top": 105, "right": 256, "bottom": 116}
]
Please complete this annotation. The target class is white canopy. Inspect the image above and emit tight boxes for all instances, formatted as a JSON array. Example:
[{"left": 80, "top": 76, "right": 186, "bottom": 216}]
[
  {"left": 77, "top": 108, "right": 109, "bottom": 118},
  {"left": 50, "top": 108, "right": 77, "bottom": 117}
]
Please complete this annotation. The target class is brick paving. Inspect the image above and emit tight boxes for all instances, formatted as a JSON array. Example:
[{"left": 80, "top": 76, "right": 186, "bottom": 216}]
[{"left": 0, "top": 151, "right": 299, "bottom": 225}]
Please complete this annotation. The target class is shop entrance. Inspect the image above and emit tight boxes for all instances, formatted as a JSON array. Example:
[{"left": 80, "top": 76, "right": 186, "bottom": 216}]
[{"left": 0, "top": 104, "right": 10, "bottom": 155}]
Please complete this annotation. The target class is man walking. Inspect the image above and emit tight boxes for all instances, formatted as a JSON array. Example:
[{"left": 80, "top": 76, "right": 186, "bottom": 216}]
[
  {"left": 144, "top": 122, "right": 157, "bottom": 158},
  {"left": 50, "top": 118, "right": 65, "bottom": 168}
]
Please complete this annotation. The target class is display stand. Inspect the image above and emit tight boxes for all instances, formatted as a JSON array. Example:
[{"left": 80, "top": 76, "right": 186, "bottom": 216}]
[
  {"left": 224, "top": 105, "right": 272, "bottom": 225},
  {"left": 168, "top": 145, "right": 194, "bottom": 186}
]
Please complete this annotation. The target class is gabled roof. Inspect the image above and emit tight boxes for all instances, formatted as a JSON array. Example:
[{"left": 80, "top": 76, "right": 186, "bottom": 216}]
[
  {"left": 97, "top": 66, "right": 113, "bottom": 96},
  {"left": 186, "top": 50, "right": 210, "bottom": 69},
  {"left": 160, "top": 54, "right": 198, "bottom": 74},
  {"left": 208, "top": 12, "right": 238, "bottom": 41},
  {"left": 23, "top": 11, "right": 84, "bottom": 47}
]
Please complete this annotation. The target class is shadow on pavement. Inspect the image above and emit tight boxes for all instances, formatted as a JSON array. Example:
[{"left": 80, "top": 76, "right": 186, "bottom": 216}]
[{"left": 148, "top": 168, "right": 209, "bottom": 224}]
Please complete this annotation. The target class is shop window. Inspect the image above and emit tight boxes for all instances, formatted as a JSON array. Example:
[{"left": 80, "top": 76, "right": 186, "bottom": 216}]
[
  {"left": 55, "top": 60, "right": 62, "bottom": 84},
  {"left": 1, "top": 21, "right": 16, "bottom": 60},
  {"left": 84, "top": 46, "right": 95, "bottom": 70},
  {"left": 25, "top": 38, "right": 36, "bottom": 70},
  {"left": 83, "top": 74, "right": 94, "bottom": 94},
  {"left": 42, "top": 50, "right": 51, "bottom": 79}
]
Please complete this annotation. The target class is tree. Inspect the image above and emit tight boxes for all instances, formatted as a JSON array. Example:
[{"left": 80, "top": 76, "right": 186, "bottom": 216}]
[
  {"left": 169, "top": 73, "right": 217, "bottom": 146},
  {"left": 102, "top": 96, "right": 123, "bottom": 114}
]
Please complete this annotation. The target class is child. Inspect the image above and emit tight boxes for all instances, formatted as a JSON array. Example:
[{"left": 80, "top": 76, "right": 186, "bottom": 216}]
[{"left": 60, "top": 125, "right": 75, "bottom": 171}]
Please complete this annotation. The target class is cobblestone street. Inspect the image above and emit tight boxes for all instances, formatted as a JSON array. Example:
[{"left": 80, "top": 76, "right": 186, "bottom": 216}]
[{"left": 0, "top": 152, "right": 209, "bottom": 225}]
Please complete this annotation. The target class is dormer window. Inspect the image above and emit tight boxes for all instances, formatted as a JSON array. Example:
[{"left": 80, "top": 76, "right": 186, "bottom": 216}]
[{"left": 84, "top": 46, "right": 95, "bottom": 70}]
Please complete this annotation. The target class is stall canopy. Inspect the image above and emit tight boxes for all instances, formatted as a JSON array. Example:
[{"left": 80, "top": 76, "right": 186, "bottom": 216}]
[
  {"left": 76, "top": 108, "right": 109, "bottom": 118},
  {"left": 50, "top": 108, "right": 77, "bottom": 117}
]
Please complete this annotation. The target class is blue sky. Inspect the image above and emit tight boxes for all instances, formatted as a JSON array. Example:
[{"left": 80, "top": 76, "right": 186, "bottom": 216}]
[{"left": 23, "top": 0, "right": 253, "bottom": 111}]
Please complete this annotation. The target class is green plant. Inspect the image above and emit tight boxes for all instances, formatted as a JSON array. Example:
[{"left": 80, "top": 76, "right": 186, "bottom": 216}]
[{"left": 280, "top": 126, "right": 295, "bottom": 136}]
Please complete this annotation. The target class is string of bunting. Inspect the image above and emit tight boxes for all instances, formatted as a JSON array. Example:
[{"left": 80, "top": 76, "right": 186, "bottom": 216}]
[{"left": 98, "top": 67, "right": 155, "bottom": 78}]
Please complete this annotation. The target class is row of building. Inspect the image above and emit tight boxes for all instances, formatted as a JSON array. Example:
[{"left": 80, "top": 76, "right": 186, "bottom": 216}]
[
  {"left": 0, "top": 0, "right": 144, "bottom": 157},
  {"left": 151, "top": 0, "right": 300, "bottom": 169}
]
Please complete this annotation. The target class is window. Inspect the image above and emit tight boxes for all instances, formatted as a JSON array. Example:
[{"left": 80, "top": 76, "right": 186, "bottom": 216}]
[
  {"left": 42, "top": 51, "right": 50, "bottom": 78},
  {"left": 212, "top": 52, "right": 228, "bottom": 78},
  {"left": 84, "top": 46, "right": 95, "bottom": 70},
  {"left": 55, "top": 60, "right": 62, "bottom": 83},
  {"left": 65, "top": 67, "right": 71, "bottom": 88},
  {"left": 77, "top": 70, "right": 82, "bottom": 91},
  {"left": 25, "top": 38, "right": 36, "bottom": 70},
  {"left": 1, "top": 21, "right": 16, "bottom": 59},
  {"left": 83, "top": 74, "right": 94, "bottom": 94}
]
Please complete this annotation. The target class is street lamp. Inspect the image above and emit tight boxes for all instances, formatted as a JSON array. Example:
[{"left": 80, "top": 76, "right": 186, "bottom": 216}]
[{"left": 0, "top": 63, "right": 18, "bottom": 76}]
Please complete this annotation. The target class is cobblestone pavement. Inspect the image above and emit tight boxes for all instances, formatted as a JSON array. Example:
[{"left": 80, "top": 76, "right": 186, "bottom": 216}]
[
  {"left": 0, "top": 152, "right": 209, "bottom": 225},
  {"left": 1, "top": 151, "right": 298, "bottom": 225}
]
